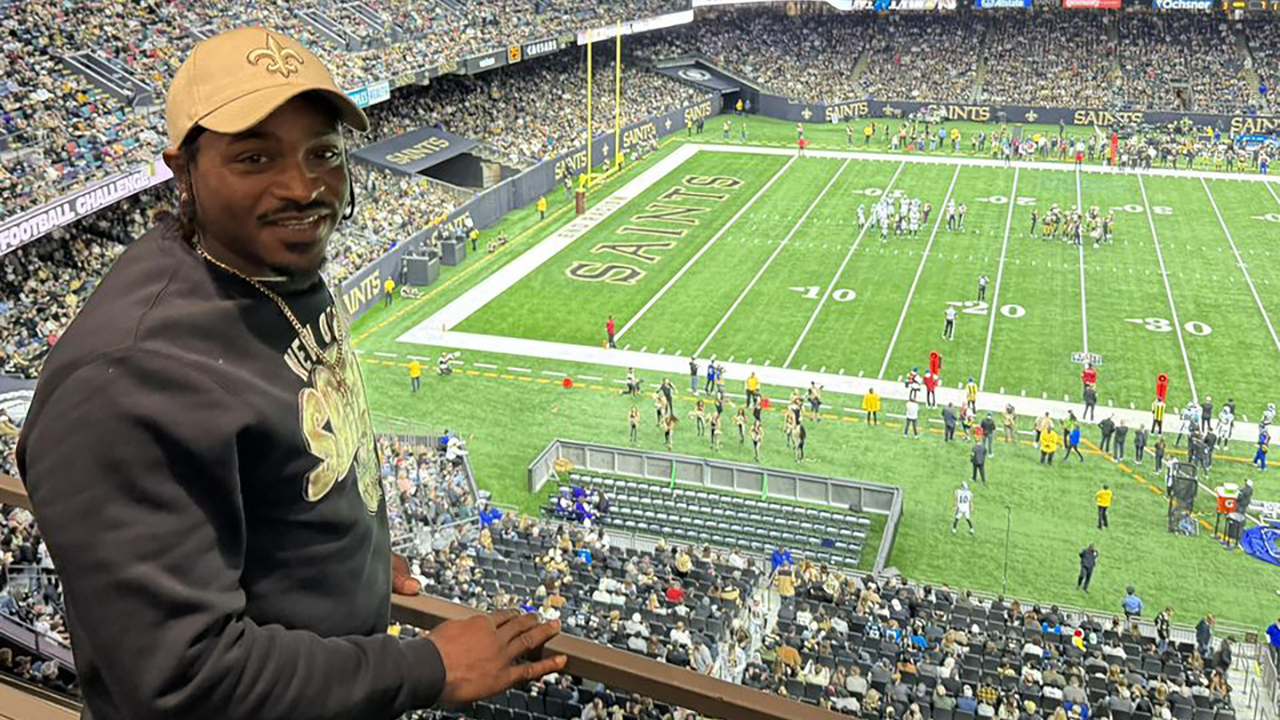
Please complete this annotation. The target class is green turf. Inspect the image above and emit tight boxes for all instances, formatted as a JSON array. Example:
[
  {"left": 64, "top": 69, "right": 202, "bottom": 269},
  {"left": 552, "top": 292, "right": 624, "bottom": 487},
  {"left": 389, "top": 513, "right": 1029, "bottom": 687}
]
[{"left": 353, "top": 115, "right": 1280, "bottom": 631}]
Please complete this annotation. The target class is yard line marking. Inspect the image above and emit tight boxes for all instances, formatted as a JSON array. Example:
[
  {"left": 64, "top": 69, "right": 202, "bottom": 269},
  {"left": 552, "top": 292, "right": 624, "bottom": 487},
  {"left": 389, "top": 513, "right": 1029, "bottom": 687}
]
[
  {"left": 785, "top": 161, "right": 908, "bottom": 368},
  {"left": 979, "top": 168, "right": 1020, "bottom": 391},
  {"left": 373, "top": 352, "right": 398, "bottom": 358},
  {"left": 579, "top": 374, "right": 603, "bottom": 381},
  {"left": 542, "top": 370, "right": 567, "bottom": 377},
  {"left": 1137, "top": 174, "right": 1198, "bottom": 403},
  {"left": 507, "top": 366, "right": 533, "bottom": 373},
  {"left": 1201, "top": 178, "right": 1280, "bottom": 355},
  {"left": 407, "top": 355, "right": 432, "bottom": 361},
  {"left": 695, "top": 158, "right": 852, "bottom": 357},
  {"left": 616, "top": 155, "right": 799, "bottom": 340},
  {"left": 876, "top": 164, "right": 962, "bottom": 379},
  {"left": 1074, "top": 164, "right": 1090, "bottom": 355},
  {"left": 1265, "top": 180, "right": 1280, "bottom": 208},
  {"left": 474, "top": 362, "right": 498, "bottom": 369}
]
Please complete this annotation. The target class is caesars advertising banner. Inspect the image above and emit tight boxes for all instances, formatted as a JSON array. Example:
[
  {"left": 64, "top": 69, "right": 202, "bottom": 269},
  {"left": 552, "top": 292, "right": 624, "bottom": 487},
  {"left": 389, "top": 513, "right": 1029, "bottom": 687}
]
[
  {"left": 1062, "top": 0, "right": 1121, "bottom": 7},
  {"left": 351, "top": 127, "right": 479, "bottom": 175},
  {"left": 753, "top": 94, "right": 1280, "bottom": 136},
  {"left": 338, "top": 96, "right": 722, "bottom": 320},
  {"left": 0, "top": 159, "right": 173, "bottom": 257}
]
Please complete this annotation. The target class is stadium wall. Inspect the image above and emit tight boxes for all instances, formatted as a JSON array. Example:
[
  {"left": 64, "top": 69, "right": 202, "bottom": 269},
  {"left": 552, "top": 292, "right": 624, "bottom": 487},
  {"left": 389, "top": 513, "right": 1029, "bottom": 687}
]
[
  {"left": 757, "top": 95, "right": 1280, "bottom": 135},
  {"left": 338, "top": 95, "right": 722, "bottom": 320}
]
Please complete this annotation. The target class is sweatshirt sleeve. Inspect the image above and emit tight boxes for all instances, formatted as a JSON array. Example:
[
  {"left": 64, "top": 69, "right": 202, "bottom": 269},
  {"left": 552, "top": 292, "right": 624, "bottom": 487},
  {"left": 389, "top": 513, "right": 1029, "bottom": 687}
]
[{"left": 19, "top": 350, "right": 445, "bottom": 720}]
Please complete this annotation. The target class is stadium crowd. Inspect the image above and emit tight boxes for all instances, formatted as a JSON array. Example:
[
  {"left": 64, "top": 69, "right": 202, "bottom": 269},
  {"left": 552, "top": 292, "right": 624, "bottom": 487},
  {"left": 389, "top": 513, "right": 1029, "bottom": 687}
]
[
  {"left": 979, "top": 13, "right": 1115, "bottom": 109},
  {"left": 855, "top": 15, "right": 981, "bottom": 105},
  {"left": 361, "top": 52, "right": 706, "bottom": 167}
]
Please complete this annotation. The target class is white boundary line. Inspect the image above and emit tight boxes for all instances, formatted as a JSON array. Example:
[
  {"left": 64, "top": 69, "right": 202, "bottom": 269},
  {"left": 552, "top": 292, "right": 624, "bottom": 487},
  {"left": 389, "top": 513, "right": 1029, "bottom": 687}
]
[
  {"left": 1136, "top": 174, "right": 1198, "bottom": 404},
  {"left": 783, "top": 161, "right": 908, "bottom": 367},
  {"left": 1200, "top": 178, "right": 1280, "bottom": 356},
  {"left": 694, "top": 158, "right": 852, "bottom": 358},
  {"left": 1265, "top": 180, "right": 1280, "bottom": 207},
  {"left": 686, "top": 143, "right": 1280, "bottom": 184},
  {"left": 979, "top": 168, "right": 1019, "bottom": 391},
  {"left": 615, "top": 154, "right": 798, "bottom": 340},
  {"left": 876, "top": 164, "right": 962, "bottom": 379},
  {"left": 420, "top": 144, "right": 700, "bottom": 331},
  {"left": 1074, "top": 165, "right": 1090, "bottom": 355}
]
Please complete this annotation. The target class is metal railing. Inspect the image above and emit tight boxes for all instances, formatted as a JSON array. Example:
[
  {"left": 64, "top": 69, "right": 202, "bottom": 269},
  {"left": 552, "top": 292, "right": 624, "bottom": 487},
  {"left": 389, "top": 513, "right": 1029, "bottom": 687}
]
[{"left": 0, "top": 471, "right": 844, "bottom": 720}]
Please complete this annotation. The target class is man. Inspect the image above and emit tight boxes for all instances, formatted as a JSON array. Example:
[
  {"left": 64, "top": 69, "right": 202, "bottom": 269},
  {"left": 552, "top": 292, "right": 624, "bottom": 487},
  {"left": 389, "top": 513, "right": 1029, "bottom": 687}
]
[
  {"left": 536, "top": 195, "right": 547, "bottom": 220},
  {"left": 966, "top": 377, "right": 978, "bottom": 414},
  {"left": 746, "top": 372, "right": 760, "bottom": 407},
  {"left": 1099, "top": 415, "right": 1116, "bottom": 455},
  {"left": 408, "top": 358, "right": 422, "bottom": 393},
  {"left": 971, "top": 441, "right": 987, "bottom": 486},
  {"left": 1196, "top": 615, "right": 1215, "bottom": 659},
  {"left": 1114, "top": 419, "right": 1129, "bottom": 461},
  {"left": 1200, "top": 395, "right": 1214, "bottom": 433},
  {"left": 943, "top": 403, "right": 958, "bottom": 442},
  {"left": 688, "top": 358, "right": 699, "bottom": 395},
  {"left": 606, "top": 315, "right": 616, "bottom": 348},
  {"left": 16, "top": 27, "right": 563, "bottom": 720},
  {"left": 1217, "top": 403, "right": 1235, "bottom": 448},
  {"left": 981, "top": 413, "right": 997, "bottom": 457},
  {"left": 904, "top": 398, "right": 920, "bottom": 437},
  {"left": 862, "top": 387, "right": 881, "bottom": 425},
  {"left": 1267, "top": 618, "right": 1280, "bottom": 665},
  {"left": 1096, "top": 484, "right": 1112, "bottom": 530},
  {"left": 1154, "top": 435, "right": 1167, "bottom": 472},
  {"left": 1122, "top": 586, "right": 1144, "bottom": 618},
  {"left": 1133, "top": 423, "right": 1148, "bottom": 463},
  {"left": 1040, "top": 427, "right": 1059, "bottom": 465},
  {"left": 977, "top": 274, "right": 989, "bottom": 302},
  {"left": 923, "top": 371, "right": 938, "bottom": 408},
  {"left": 1151, "top": 397, "right": 1167, "bottom": 434},
  {"left": 1082, "top": 385, "right": 1098, "bottom": 422},
  {"left": 953, "top": 481, "right": 975, "bottom": 534},
  {"left": 383, "top": 275, "right": 396, "bottom": 307},
  {"left": 943, "top": 306, "right": 957, "bottom": 341},
  {"left": 704, "top": 361, "right": 716, "bottom": 393},
  {"left": 1238, "top": 479, "right": 1255, "bottom": 516},
  {"left": 1063, "top": 423, "right": 1084, "bottom": 463},
  {"left": 1176, "top": 400, "right": 1200, "bottom": 447},
  {"left": 1034, "top": 412, "right": 1053, "bottom": 445},
  {"left": 1081, "top": 363, "right": 1097, "bottom": 392},
  {"left": 1077, "top": 544, "right": 1098, "bottom": 592}
]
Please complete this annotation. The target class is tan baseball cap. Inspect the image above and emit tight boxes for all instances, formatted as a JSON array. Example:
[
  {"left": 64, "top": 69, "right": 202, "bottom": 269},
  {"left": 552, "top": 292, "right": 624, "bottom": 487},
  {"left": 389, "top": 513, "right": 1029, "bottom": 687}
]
[{"left": 165, "top": 27, "right": 369, "bottom": 148}]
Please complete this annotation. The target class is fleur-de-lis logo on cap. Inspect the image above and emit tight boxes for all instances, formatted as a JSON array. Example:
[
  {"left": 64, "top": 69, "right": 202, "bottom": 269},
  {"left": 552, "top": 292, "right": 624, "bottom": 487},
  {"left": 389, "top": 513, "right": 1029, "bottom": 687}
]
[{"left": 247, "top": 34, "right": 304, "bottom": 78}]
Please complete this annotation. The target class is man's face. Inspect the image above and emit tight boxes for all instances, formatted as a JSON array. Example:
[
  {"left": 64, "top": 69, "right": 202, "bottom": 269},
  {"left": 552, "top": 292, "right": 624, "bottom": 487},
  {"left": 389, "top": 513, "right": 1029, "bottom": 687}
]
[{"left": 167, "top": 95, "right": 349, "bottom": 279}]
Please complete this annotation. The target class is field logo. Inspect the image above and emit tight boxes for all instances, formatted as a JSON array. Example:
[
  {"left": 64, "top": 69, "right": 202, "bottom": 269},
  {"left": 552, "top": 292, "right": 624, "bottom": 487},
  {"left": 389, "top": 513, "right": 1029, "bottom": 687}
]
[{"left": 567, "top": 175, "right": 744, "bottom": 286}]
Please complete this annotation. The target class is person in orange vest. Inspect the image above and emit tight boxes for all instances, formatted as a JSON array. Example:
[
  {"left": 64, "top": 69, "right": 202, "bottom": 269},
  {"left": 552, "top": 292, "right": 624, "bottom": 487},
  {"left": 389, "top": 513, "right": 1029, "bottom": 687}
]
[{"left": 383, "top": 276, "right": 395, "bottom": 307}]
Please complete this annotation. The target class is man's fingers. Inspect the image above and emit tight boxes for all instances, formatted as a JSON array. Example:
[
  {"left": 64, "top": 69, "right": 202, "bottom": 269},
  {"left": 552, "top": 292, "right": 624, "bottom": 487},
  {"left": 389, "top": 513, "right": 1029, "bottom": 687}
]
[
  {"left": 490, "top": 609, "right": 523, "bottom": 629},
  {"left": 495, "top": 611, "right": 543, "bottom": 642},
  {"left": 505, "top": 619, "right": 561, "bottom": 661},
  {"left": 507, "top": 655, "right": 569, "bottom": 686}
]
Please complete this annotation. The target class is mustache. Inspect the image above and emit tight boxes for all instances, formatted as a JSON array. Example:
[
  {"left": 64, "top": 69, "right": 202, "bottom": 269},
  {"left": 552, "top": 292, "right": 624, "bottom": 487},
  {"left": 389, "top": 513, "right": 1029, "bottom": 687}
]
[{"left": 260, "top": 201, "right": 338, "bottom": 223}]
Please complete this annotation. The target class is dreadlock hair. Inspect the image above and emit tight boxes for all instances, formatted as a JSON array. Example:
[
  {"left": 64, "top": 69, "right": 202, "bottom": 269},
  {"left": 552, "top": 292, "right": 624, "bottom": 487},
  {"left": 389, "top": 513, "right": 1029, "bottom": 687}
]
[{"left": 176, "top": 126, "right": 207, "bottom": 244}]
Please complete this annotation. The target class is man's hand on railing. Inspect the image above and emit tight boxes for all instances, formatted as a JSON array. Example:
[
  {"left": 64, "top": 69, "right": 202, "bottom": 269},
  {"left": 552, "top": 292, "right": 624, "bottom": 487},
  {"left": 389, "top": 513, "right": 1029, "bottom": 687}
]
[
  {"left": 428, "top": 610, "right": 567, "bottom": 704},
  {"left": 391, "top": 552, "right": 422, "bottom": 596}
]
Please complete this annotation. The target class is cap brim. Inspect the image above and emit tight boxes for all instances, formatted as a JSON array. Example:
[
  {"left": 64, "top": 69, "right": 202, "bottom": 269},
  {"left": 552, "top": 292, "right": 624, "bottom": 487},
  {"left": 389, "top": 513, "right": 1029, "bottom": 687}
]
[{"left": 197, "top": 83, "right": 370, "bottom": 137}]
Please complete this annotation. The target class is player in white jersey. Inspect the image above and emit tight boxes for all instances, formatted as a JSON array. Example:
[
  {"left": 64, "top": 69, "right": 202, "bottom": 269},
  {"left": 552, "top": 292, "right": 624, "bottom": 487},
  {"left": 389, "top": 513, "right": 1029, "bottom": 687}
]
[
  {"left": 908, "top": 208, "right": 921, "bottom": 237},
  {"left": 953, "top": 481, "right": 975, "bottom": 534},
  {"left": 857, "top": 203, "right": 867, "bottom": 228}
]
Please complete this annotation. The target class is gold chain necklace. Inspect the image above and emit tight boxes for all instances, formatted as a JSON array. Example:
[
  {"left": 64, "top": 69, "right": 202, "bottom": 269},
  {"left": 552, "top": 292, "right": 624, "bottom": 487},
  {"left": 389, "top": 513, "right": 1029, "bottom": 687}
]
[{"left": 193, "top": 236, "right": 347, "bottom": 389}]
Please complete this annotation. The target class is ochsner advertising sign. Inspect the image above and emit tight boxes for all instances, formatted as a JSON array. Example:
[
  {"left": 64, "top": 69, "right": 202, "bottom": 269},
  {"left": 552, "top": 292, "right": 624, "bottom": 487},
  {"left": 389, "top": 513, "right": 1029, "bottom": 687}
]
[{"left": 1151, "top": 0, "right": 1212, "bottom": 8}]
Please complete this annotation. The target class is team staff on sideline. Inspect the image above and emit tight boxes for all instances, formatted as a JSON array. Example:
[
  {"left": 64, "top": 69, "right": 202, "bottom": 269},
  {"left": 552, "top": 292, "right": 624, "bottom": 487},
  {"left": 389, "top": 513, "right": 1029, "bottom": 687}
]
[
  {"left": 862, "top": 387, "right": 881, "bottom": 425},
  {"left": 1077, "top": 544, "right": 1098, "bottom": 592},
  {"left": 17, "top": 29, "right": 564, "bottom": 720},
  {"left": 1096, "top": 484, "right": 1112, "bottom": 529}
]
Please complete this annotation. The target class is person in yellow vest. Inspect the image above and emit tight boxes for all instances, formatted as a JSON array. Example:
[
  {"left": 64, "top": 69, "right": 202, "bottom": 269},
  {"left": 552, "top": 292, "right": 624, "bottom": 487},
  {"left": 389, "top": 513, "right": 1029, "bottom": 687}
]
[
  {"left": 536, "top": 195, "right": 547, "bottom": 220},
  {"left": 469, "top": 228, "right": 480, "bottom": 252},
  {"left": 864, "top": 123, "right": 874, "bottom": 147},
  {"left": 1040, "top": 428, "right": 1060, "bottom": 465},
  {"left": 1095, "top": 484, "right": 1112, "bottom": 530},
  {"left": 383, "top": 276, "right": 395, "bottom": 307},
  {"left": 746, "top": 372, "right": 761, "bottom": 407},
  {"left": 408, "top": 359, "right": 422, "bottom": 393},
  {"left": 735, "top": 97, "right": 744, "bottom": 115},
  {"left": 862, "top": 388, "right": 881, "bottom": 425}
]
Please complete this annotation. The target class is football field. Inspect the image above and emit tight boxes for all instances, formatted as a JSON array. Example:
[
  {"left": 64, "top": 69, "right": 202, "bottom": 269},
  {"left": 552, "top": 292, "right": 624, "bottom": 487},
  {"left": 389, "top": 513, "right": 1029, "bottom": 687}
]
[{"left": 421, "top": 143, "right": 1280, "bottom": 413}]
